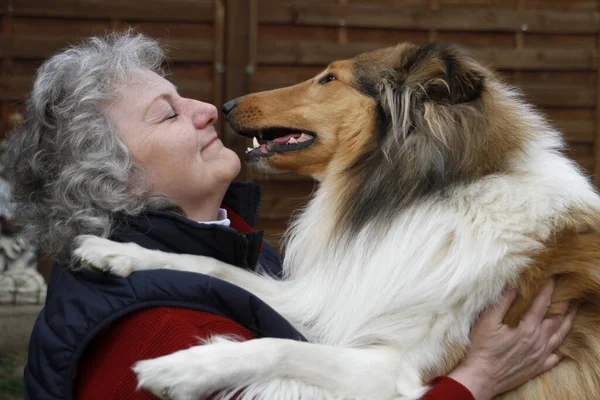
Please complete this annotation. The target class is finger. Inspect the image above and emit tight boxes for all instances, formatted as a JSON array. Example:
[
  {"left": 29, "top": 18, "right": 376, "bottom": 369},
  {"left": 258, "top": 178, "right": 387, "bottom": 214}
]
[
  {"left": 483, "top": 288, "right": 519, "bottom": 325},
  {"left": 548, "top": 300, "right": 569, "bottom": 317},
  {"left": 540, "top": 353, "right": 562, "bottom": 374},
  {"left": 540, "top": 315, "right": 564, "bottom": 341},
  {"left": 548, "top": 309, "right": 577, "bottom": 351},
  {"left": 523, "top": 279, "right": 556, "bottom": 326}
]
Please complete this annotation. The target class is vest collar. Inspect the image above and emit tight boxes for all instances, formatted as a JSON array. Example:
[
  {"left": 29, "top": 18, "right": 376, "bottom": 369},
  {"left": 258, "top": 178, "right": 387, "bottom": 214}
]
[{"left": 111, "top": 182, "right": 265, "bottom": 270}]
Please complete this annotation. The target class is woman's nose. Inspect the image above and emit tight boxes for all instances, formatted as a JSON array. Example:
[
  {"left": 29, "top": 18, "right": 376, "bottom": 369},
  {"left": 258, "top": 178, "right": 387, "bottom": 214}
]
[{"left": 191, "top": 100, "right": 218, "bottom": 128}]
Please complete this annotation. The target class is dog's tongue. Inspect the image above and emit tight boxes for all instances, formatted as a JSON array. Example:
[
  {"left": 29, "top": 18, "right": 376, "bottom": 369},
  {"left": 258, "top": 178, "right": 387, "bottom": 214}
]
[
  {"left": 272, "top": 133, "right": 302, "bottom": 145},
  {"left": 271, "top": 133, "right": 313, "bottom": 146}
]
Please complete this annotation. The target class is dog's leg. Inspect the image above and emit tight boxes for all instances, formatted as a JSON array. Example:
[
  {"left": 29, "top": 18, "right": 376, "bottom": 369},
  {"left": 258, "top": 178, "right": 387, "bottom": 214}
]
[
  {"left": 73, "top": 235, "right": 283, "bottom": 302},
  {"left": 132, "top": 336, "right": 427, "bottom": 400}
]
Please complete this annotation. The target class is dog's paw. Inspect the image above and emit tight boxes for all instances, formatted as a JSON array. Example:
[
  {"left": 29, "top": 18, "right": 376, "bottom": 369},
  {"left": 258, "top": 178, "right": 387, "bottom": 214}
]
[
  {"left": 394, "top": 384, "right": 429, "bottom": 400},
  {"left": 394, "top": 365, "right": 429, "bottom": 400},
  {"left": 73, "top": 235, "right": 156, "bottom": 277},
  {"left": 134, "top": 339, "right": 247, "bottom": 400}
]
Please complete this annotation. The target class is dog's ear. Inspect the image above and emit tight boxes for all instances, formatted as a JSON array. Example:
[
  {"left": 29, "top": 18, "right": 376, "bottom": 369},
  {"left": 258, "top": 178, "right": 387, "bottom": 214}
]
[
  {"left": 378, "top": 43, "right": 485, "bottom": 145},
  {"left": 404, "top": 42, "right": 484, "bottom": 105}
]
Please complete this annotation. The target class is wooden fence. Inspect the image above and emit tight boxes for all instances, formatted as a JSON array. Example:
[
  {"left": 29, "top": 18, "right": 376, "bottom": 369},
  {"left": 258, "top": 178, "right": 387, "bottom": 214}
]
[{"left": 1, "top": 0, "right": 599, "bottom": 251}]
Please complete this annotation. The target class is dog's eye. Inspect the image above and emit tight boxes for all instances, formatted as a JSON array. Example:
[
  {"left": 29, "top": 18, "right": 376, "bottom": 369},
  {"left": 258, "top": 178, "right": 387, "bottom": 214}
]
[{"left": 318, "top": 74, "right": 337, "bottom": 85}]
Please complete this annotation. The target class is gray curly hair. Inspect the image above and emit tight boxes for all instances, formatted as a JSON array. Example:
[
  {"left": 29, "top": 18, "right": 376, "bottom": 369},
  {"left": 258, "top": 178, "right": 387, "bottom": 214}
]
[{"left": 4, "top": 30, "right": 177, "bottom": 259}]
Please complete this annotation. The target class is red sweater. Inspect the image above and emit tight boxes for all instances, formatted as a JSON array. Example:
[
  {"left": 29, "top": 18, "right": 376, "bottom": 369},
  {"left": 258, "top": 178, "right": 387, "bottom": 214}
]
[
  {"left": 73, "top": 307, "right": 474, "bottom": 399},
  {"left": 73, "top": 212, "right": 474, "bottom": 400}
]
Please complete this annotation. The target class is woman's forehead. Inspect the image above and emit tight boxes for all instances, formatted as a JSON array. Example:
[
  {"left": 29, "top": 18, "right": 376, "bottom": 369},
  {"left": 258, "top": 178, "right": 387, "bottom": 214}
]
[{"left": 116, "top": 70, "right": 177, "bottom": 109}]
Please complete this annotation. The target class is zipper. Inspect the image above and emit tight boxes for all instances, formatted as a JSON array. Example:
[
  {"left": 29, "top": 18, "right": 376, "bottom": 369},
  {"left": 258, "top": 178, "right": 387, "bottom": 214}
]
[{"left": 250, "top": 185, "right": 262, "bottom": 228}]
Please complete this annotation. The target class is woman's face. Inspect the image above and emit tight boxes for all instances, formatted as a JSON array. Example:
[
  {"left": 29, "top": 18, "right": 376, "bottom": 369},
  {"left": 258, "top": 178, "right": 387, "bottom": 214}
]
[{"left": 106, "top": 70, "right": 240, "bottom": 216}]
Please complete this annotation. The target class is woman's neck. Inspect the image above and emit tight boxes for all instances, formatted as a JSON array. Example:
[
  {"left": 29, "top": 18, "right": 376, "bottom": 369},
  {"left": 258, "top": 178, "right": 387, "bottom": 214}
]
[{"left": 181, "top": 188, "right": 227, "bottom": 222}]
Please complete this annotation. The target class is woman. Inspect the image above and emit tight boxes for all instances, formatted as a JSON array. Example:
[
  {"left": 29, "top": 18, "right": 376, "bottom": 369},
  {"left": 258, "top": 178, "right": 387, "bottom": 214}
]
[{"left": 6, "top": 31, "right": 574, "bottom": 400}]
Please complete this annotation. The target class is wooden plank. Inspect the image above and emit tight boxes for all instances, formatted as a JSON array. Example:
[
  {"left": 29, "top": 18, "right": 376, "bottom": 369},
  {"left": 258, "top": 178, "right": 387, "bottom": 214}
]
[
  {"left": 516, "top": 82, "right": 595, "bottom": 108},
  {"left": 259, "top": 24, "right": 339, "bottom": 42},
  {"left": 469, "top": 48, "right": 597, "bottom": 71},
  {"left": 0, "top": 0, "right": 7, "bottom": 16},
  {"left": 163, "top": 38, "right": 214, "bottom": 63},
  {"left": 568, "top": 143, "right": 595, "bottom": 176},
  {"left": 224, "top": 0, "right": 253, "bottom": 180},
  {"left": 525, "top": 34, "right": 598, "bottom": 49},
  {"left": 438, "top": 0, "right": 598, "bottom": 9},
  {"left": 0, "top": 101, "right": 7, "bottom": 137},
  {"left": 508, "top": 71, "right": 597, "bottom": 85},
  {"left": 12, "top": 16, "right": 109, "bottom": 36},
  {"left": 0, "top": 36, "right": 5, "bottom": 58},
  {"left": 5, "top": 36, "right": 84, "bottom": 59},
  {"left": 258, "top": 41, "right": 379, "bottom": 65},
  {"left": 10, "top": 0, "right": 215, "bottom": 23},
  {"left": 0, "top": 67, "right": 214, "bottom": 103},
  {"left": 544, "top": 109, "right": 596, "bottom": 144},
  {"left": 5, "top": 36, "right": 213, "bottom": 62},
  {"left": 213, "top": 0, "right": 226, "bottom": 135},
  {"left": 522, "top": 0, "right": 599, "bottom": 12},
  {"left": 0, "top": 102, "right": 5, "bottom": 136},
  {"left": 258, "top": 3, "right": 600, "bottom": 34},
  {"left": 437, "top": 31, "right": 515, "bottom": 47},
  {"left": 555, "top": 119, "right": 596, "bottom": 144},
  {"left": 0, "top": 11, "right": 13, "bottom": 135},
  {"left": 117, "top": 21, "right": 216, "bottom": 62},
  {"left": 169, "top": 63, "right": 213, "bottom": 81},
  {"left": 256, "top": 179, "right": 316, "bottom": 220},
  {"left": 0, "top": 74, "right": 33, "bottom": 100},
  {"left": 258, "top": 41, "right": 598, "bottom": 70},
  {"left": 351, "top": 0, "right": 428, "bottom": 7},
  {"left": 3, "top": 59, "right": 40, "bottom": 75},
  {"left": 594, "top": 32, "right": 600, "bottom": 187},
  {"left": 337, "top": 0, "right": 348, "bottom": 44},
  {"left": 438, "top": 0, "right": 517, "bottom": 6},
  {"left": 347, "top": 28, "right": 429, "bottom": 45},
  {"left": 120, "top": 21, "right": 214, "bottom": 38},
  {"left": 248, "top": 0, "right": 258, "bottom": 95}
]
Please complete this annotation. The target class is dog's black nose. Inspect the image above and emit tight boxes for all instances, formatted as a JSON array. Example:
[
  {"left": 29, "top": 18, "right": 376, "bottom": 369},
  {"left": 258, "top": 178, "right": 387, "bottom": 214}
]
[{"left": 222, "top": 99, "right": 238, "bottom": 116}]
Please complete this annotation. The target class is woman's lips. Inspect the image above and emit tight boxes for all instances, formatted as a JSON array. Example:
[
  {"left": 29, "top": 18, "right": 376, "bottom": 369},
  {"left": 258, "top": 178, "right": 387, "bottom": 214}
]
[{"left": 201, "top": 136, "right": 219, "bottom": 151}]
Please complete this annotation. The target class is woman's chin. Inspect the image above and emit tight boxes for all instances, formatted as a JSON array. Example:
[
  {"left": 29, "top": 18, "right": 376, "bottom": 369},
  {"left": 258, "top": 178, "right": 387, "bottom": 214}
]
[{"left": 215, "top": 148, "right": 242, "bottom": 181}]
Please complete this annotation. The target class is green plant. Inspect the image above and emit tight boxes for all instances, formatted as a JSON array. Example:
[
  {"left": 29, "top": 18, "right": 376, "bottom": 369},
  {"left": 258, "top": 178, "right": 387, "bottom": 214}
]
[{"left": 0, "top": 353, "right": 25, "bottom": 400}]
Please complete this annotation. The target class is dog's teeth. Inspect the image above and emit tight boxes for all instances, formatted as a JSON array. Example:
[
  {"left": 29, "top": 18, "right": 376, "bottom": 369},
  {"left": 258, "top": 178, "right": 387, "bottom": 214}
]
[
  {"left": 253, "top": 137, "right": 260, "bottom": 148},
  {"left": 246, "top": 147, "right": 253, "bottom": 153},
  {"left": 299, "top": 133, "right": 312, "bottom": 142},
  {"left": 287, "top": 137, "right": 298, "bottom": 144},
  {"left": 258, "top": 130, "right": 263, "bottom": 139}
]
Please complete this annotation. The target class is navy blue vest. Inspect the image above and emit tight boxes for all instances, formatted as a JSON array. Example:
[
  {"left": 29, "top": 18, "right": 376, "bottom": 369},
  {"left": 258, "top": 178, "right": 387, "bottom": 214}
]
[{"left": 24, "top": 182, "right": 304, "bottom": 400}]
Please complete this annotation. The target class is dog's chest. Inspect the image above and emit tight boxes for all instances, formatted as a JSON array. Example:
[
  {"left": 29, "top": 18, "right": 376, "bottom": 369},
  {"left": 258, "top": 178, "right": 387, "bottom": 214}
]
[{"left": 282, "top": 176, "right": 579, "bottom": 349}]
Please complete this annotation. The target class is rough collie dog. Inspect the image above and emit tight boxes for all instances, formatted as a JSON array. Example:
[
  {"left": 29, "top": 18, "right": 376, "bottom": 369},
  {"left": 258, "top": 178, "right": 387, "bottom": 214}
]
[{"left": 76, "top": 42, "right": 600, "bottom": 400}]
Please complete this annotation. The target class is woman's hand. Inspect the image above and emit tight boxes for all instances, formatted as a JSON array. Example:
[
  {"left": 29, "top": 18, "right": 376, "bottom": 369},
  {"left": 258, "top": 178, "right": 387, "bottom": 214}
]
[{"left": 448, "top": 279, "right": 576, "bottom": 400}]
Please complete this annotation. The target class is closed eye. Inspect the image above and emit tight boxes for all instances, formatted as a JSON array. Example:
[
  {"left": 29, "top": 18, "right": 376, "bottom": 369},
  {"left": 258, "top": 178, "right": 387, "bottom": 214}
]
[
  {"left": 164, "top": 113, "right": 179, "bottom": 121},
  {"left": 318, "top": 74, "right": 337, "bottom": 85}
]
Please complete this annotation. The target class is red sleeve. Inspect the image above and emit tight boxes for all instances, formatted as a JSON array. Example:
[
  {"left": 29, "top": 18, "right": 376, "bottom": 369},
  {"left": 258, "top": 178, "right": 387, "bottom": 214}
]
[
  {"left": 422, "top": 376, "right": 476, "bottom": 400},
  {"left": 73, "top": 307, "right": 256, "bottom": 400}
]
